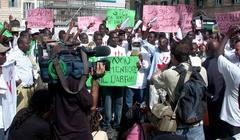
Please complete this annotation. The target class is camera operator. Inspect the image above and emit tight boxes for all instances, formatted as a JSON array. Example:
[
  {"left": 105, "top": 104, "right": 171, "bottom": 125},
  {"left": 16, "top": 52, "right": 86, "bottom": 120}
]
[{"left": 48, "top": 49, "right": 105, "bottom": 140}]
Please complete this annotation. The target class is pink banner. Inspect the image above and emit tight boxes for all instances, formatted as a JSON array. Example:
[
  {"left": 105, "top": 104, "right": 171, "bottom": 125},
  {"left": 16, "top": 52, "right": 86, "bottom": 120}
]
[
  {"left": 27, "top": 9, "right": 53, "bottom": 28},
  {"left": 143, "top": 5, "right": 180, "bottom": 32},
  {"left": 215, "top": 11, "right": 240, "bottom": 33},
  {"left": 177, "top": 4, "right": 193, "bottom": 33},
  {"left": 78, "top": 16, "right": 104, "bottom": 33}
]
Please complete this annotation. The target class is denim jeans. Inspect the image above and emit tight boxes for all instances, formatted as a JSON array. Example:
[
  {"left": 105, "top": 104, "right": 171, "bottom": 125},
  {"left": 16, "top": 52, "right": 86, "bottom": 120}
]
[
  {"left": 125, "top": 88, "right": 145, "bottom": 109},
  {"left": 102, "top": 87, "right": 124, "bottom": 129},
  {"left": 175, "top": 124, "right": 205, "bottom": 140}
]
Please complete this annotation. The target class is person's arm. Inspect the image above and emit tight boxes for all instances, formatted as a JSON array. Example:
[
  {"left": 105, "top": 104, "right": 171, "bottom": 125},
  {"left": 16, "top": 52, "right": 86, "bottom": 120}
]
[
  {"left": 90, "top": 80, "right": 99, "bottom": 112},
  {"left": 72, "top": 28, "right": 82, "bottom": 43},
  {"left": 142, "top": 23, "right": 152, "bottom": 40},
  {"left": 90, "top": 62, "right": 105, "bottom": 112},
  {"left": 64, "top": 20, "right": 75, "bottom": 43},
  {"left": 219, "top": 25, "right": 240, "bottom": 56}
]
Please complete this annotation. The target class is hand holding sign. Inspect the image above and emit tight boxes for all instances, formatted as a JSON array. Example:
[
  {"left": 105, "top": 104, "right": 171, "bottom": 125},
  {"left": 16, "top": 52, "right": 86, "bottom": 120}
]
[
  {"left": 78, "top": 16, "right": 103, "bottom": 33},
  {"left": 69, "top": 20, "right": 75, "bottom": 29}
]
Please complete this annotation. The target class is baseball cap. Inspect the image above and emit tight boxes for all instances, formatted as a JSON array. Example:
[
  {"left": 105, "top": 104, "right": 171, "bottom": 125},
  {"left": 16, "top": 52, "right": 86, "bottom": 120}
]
[
  {"left": 0, "top": 43, "right": 10, "bottom": 53},
  {"left": 0, "top": 23, "right": 13, "bottom": 38}
]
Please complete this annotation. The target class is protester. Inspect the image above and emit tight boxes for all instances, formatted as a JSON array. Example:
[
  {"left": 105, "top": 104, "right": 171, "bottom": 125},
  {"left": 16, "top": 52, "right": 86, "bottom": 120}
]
[
  {"left": 203, "top": 40, "right": 226, "bottom": 139},
  {"left": 217, "top": 25, "right": 240, "bottom": 138},
  {"left": 0, "top": 43, "right": 10, "bottom": 140},
  {"left": 7, "top": 36, "right": 34, "bottom": 112},
  {"left": 8, "top": 89, "right": 53, "bottom": 140},
  {"left": 101, "top": 31, "right": 126, "bottom": 134},
  {"left": 151, "top": 41, "right": 208, "bottom": 140},
  {"left": 99, "top": 24, "right": 109, "bottom": 46},
  {"left": 125, "top": 36, "right": 151, "bottom": 109}
]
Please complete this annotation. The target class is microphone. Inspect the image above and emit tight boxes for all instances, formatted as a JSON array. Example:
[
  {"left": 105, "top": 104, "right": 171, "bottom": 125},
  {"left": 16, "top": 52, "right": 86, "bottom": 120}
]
[
  {"left": 94, "top": 46, "right": 111, "bottom": 56},
  {"left": 81, "top": 46, "right": 111, "bottom": 57}
]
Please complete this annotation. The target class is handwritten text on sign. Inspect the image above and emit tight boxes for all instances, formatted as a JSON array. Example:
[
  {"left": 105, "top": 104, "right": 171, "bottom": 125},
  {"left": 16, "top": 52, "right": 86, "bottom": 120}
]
[
  {"left": 143, "top": 5, "right": 180, "bottom": 32},
  {"left": 87, "top": 56, "right": 138, "bottom": 87},
  {"left": 215, "top": 11, "right": 240, "bottom": 33},
  {"left": 106, "top": 9, "right": 135, "bottom": 30},
  {"left": 78, "top": 16, "right": 104, "bottom": 33},
  {"left": 177, "top": 4, "right": 193, "bottom": 33},
  {"left": 27, "top": 9, "right": 54, "bottom": 28}
]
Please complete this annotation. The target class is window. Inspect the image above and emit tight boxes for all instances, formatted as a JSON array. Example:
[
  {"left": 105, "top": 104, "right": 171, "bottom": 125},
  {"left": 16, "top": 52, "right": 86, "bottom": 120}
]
[
  {"left": 215, "top": 0, "right": 222, "bottom": 6},
  {"left": 38, "top": 0, "right": 44, "bottom": 8},
  {"left": 23, "top": 2, "right": 35, "bottom": 18},
  {"left": 185, "top": 0, "right": 190, "bottom": 4},
  {"left": 197, "top": 0, "right": 203, "bottom": 8},
  {"left": 233, "top": 0, "right": 240, "bottom": 4},
  {"left": 8, "top": 0, "right": 18, "bottom": 7}
]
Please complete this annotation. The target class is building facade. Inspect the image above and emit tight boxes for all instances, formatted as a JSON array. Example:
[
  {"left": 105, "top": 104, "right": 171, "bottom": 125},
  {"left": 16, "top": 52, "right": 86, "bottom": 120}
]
[
  {"left": 144, "top": 0, "right": 240, "bottom": 18},
  {"left": 193, "top": 0, "right": 240, "bottom": 18},
  {"left": 0, "top": 0, "right": 44, "bottom": 24},
  {"left": 42, "top": 0, "right": 127, "bottom": 26}
]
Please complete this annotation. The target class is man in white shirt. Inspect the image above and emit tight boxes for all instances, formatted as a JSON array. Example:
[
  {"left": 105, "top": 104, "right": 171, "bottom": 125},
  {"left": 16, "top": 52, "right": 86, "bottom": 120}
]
[
  {"left": 7, "top": 36, "right": 34, "bottom": 111},
  {"left": 142, "top": 32, "right": 158, "bottom": 58},
  {"left": 218, "top": 26, "right": 240, "bottom": 138},
  {"left": 101, "top": 31, "right": 126, "bottom": 131},
  {"left": 125, "top": 37, "right": 151, "bottom": 109},
  {"left": 99, "top": 24, "right": 109, "bottom": 46},
  {"left": 0, "top": 43, "right": 10, "bottom": 140}
]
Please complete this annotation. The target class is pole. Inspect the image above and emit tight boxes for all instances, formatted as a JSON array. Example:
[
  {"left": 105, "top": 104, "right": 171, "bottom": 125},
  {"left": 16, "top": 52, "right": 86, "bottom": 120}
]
[{"left": 135, "top": 0, "right": 143, "bottom": 21}]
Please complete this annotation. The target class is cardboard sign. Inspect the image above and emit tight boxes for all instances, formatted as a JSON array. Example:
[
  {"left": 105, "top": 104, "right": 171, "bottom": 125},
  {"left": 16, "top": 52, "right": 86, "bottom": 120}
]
[
  {"left": 27, "top": 9, "right": 54, "bottom": 28},
  {"left": 215, "top": 11, "right": 240, "bottom": 33},
  {"left": 143, "top": 5, "right": 180, "bottom": 32},
  {"left": 106, "top": 9, "right": 135, "bottom": 30},
  {"left": 177, "top": 4, "right": 193, "bottom": 33},
  {"left": 78, "top": 16, "right": 104, "bottom": 33},
  {"left": 87, "top": 56, "right": 138, "bottom": 87},
  {"left": 2, "top": 61, "right": 17, "bottom": 130}
]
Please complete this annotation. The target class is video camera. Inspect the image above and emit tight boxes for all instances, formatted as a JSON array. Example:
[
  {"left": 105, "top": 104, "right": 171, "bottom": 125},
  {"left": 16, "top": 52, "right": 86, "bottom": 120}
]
[{"left": 38, "top": 41, "right": 110, "bottom": 84}]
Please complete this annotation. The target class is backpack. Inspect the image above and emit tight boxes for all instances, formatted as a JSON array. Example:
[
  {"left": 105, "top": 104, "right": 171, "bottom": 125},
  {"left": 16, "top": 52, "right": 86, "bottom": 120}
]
[{"left": 174, "top": 64, "right": 207, "bottom": 124}]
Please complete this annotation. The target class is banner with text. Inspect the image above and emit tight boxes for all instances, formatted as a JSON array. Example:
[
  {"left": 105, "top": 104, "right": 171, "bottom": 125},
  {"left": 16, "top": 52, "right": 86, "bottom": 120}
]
[
  {"left": 215, "top": 11, "right": 240, "bottom": 33},
  {"left": 143, "top": 5, "right": 193, "bottom": 33},
  {"left": 177, "top": 4, "right": 193, "bottom": 33},
  {"left": 27, "top": 8, "right": 54, "bottom": 28},
  {"left": 78, "top": 16, "right": 104, "bottom": 33},
  {"left": 106, "top": 9, "right": 135, "bottom": 30},
  {"left": 143, "top": 5, "right": 180, "bottom": 32},
  {"left": 2, "top": 61, "right": 17, "bottom": 130},
  {"left": 87, "top": 56, "right": 138, "bottom": 87}
]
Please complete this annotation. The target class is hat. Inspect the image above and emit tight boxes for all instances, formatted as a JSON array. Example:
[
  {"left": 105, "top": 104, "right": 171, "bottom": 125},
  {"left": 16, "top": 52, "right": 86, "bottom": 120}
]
[
  {"left": 0, "top": 23, "right": 13, "bottom": 38},
  {"left": 11, "top": 27, "right": 20, "bottom": 32},
  {"left": 132, "top": 36, "right": 142, "bottom": 43},
  {"left": 0, "top": 43, "right": 10, "bottom": 53}
]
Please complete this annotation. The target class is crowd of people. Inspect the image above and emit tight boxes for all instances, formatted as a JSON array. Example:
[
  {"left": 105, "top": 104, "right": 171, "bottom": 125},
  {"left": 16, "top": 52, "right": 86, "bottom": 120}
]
[{"left": 0, "top": 15, "right": 239, "bottom": 140}]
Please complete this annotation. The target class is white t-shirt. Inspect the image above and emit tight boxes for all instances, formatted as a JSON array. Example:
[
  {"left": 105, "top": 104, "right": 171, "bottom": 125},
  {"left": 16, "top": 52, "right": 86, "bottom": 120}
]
[
  {"left": 218, "top": 55, "right": 240, "bottom": 127},
  {"left": 7, "top": 47, "right": 34, "bottom": 87},
  {"left": 147, "top": 51, "right": 171, "bottom": 80},
  {"left": 142, "top": 40, "right": 157, "bottom": 58},
  {"left": 0, "top": 75, "right": 6, "bottom": 129},
  {"left": 108, "top": 45, "right": 126, "bottom": 57},
  {"left": 128, "top": 47, "right": 151, "bottom": 89}
]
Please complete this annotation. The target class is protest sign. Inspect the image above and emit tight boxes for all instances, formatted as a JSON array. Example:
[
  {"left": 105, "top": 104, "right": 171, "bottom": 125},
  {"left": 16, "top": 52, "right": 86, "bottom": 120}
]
[
  {"left": 87, "top": 56, "right": 138, "bottom": 87},
  {"left": 2, "top": 61, "right": 17, "bottom": 130},
  {"left": 143, "top": 5, "right": 180, "bottom": 32},
  {"left": 215, "top": 11, "right": 240, "bottom": 33},
  {"left": 106, "top": 9, "right": 135, "bottom": 30},
  {"left": 177, "top": 4, "right": 193, "bottom": 33},
  {"left": 27, "top": 8, "right": 54, "bottom": 28},
  {"left": 78, "top": 16, "right": 104, "bottom": 33}
]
